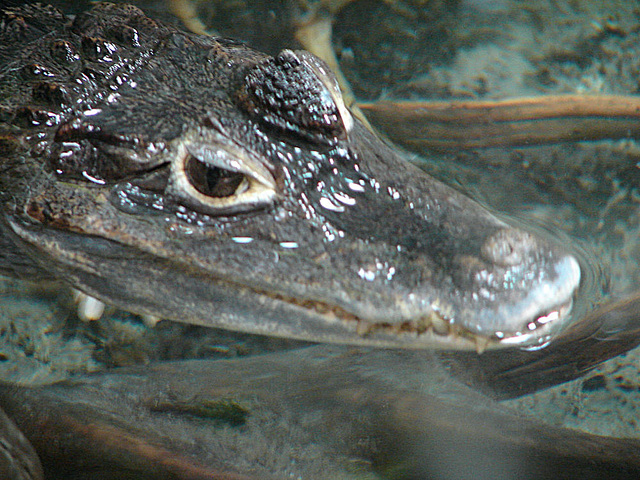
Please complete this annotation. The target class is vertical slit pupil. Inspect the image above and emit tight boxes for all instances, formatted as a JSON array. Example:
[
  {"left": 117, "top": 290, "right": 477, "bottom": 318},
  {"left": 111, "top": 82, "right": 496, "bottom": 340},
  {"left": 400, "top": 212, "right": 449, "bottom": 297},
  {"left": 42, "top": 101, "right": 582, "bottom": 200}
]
[{"left": 185, "top": 155, "right": 245, "bottom": 198}]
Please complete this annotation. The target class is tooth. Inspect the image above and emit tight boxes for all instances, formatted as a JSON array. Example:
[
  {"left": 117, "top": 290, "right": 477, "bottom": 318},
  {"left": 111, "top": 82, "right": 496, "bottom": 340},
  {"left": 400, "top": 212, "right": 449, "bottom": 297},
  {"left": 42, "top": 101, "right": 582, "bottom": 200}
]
[
  {"left": 415, "top": 317, "right": 430, "bottom": 334},
  {"left": 449, "top": 324, "right": 464, "bottom": 339},
  {"left": 356, "top": 320, "right": 373, "bottom": 336},
  {"left": 142, "top": 315, "right": 161, "bottom": 327},
  {"left": 430, "top": 312, "right": 449, "bottom": 336},
  {"left": 475, "top": 336, "right": 490, "bottom": 354},
  {"left": 75, "top": 292, "right": 105, "bottom": 321}
]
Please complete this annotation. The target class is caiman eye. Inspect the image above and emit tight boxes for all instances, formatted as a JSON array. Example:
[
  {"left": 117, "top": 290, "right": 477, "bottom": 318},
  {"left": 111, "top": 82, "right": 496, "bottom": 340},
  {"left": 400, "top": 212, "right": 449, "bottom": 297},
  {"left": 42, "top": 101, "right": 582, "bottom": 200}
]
[
  {"left": 184, "top": 154, "right": 247, "bottom": 198},
  {"left": 167, "top": 139, "right": 276, "bottom": 215}
]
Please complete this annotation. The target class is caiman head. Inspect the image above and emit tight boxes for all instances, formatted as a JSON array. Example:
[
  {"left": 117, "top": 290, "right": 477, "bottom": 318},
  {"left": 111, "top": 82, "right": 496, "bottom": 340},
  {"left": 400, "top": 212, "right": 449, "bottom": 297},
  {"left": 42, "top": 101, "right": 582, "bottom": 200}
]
[{"left": 0, "top": 4, "right": 579, "bottom": 350}]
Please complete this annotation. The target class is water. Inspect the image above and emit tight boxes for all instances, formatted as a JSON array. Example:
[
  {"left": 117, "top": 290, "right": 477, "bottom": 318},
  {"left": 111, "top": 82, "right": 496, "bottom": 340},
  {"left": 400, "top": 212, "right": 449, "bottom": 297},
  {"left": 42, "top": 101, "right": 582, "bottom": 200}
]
[{"left": 3, "top": 0, "right": 640, "bottom": 478}]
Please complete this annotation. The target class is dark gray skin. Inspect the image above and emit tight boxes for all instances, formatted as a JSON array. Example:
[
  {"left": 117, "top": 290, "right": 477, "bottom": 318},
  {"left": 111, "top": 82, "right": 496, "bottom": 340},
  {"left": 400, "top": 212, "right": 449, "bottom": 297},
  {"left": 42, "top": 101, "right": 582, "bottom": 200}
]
[{"left": 0, "top": 3, "right": 580, "bottom": 351}]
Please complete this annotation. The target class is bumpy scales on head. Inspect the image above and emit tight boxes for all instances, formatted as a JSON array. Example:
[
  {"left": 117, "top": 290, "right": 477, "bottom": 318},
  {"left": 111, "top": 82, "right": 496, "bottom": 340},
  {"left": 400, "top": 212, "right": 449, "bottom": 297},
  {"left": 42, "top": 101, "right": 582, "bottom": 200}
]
[{"left": 0, "top": 3, "right": 580, "bottom": 350}]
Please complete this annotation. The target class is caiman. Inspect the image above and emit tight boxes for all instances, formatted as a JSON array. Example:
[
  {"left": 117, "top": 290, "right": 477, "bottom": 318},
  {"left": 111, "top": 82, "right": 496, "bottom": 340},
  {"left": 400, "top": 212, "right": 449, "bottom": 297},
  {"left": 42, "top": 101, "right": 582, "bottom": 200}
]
[{"left": 0, "top": 3, "right": 581, "bottom": 351}]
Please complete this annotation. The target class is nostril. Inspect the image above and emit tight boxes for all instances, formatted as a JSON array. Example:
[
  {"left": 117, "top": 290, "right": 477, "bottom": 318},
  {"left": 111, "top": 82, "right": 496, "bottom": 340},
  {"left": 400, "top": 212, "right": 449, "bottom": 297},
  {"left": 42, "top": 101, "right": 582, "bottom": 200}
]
[{"left": 481, "top": 228, "right": 536, "bottom": 267}]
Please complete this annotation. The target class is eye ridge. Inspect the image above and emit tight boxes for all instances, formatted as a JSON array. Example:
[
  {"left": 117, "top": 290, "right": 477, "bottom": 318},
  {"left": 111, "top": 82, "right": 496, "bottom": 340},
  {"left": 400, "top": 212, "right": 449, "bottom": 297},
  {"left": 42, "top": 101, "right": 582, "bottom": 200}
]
[{"left": 184, "top": 154, "right": 245, "bottom": 198}]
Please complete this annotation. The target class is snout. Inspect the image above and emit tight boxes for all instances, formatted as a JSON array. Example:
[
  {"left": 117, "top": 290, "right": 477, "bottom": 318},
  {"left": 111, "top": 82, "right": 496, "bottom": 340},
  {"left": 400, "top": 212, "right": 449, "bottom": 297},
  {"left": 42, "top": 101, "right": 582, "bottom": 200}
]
[
  {"left": 480, "top": 228, "right": 537, "bottom": 267},
  {"left": 450, "top": 226, "right": 581, "bottom": 345}
]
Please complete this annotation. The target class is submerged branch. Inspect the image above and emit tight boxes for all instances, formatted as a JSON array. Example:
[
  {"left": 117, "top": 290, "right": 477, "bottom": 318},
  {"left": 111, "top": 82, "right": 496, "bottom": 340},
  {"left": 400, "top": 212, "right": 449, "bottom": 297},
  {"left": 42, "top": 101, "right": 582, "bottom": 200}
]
[{"left": 361, "top": 95, "right": 640, "bottom": 149}]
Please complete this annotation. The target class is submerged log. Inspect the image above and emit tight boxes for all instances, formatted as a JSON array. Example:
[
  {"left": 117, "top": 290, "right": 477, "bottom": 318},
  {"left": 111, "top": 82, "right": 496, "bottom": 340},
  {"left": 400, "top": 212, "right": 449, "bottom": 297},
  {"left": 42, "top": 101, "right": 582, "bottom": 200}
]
[
  {"left": 0, "top": 406, "right": 43, "bottom": 480},
  {"left": 2, "top": 343, "right": 640, "bottom": 480}
]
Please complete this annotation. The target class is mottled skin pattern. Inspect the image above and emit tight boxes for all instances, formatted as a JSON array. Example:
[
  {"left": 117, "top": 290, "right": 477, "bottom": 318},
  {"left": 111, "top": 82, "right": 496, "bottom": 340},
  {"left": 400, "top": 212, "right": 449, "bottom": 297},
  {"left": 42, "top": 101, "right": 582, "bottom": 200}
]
[{"left": 0, "top": 3, "right": 579, "bottom": 350}]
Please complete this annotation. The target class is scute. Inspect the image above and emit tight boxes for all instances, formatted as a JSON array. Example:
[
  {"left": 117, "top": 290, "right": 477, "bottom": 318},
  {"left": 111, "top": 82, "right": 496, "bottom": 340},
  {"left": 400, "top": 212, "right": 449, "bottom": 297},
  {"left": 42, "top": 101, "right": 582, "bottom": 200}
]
[{"left": 239, "top": 49, "right": 348, "bottom": 143}]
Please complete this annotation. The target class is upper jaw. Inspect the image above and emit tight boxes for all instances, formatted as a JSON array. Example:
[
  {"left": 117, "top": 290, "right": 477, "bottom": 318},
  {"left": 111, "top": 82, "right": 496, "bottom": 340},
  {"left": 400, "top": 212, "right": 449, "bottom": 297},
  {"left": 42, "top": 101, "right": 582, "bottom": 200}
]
[{"left": 216, "top": 241, "right": 582, "bottom": 352}]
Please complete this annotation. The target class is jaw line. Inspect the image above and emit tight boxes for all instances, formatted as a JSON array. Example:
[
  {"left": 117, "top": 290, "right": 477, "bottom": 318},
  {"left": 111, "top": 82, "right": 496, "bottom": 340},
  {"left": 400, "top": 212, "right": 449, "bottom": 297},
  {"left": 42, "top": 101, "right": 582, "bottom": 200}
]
[{"left": 496, "top": 296, "right": 575, "bottom": 348}]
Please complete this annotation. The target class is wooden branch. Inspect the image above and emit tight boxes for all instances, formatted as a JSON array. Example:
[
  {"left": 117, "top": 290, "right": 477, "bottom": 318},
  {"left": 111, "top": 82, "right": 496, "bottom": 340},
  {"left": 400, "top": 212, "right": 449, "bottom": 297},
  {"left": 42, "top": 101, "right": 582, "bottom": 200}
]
[{"left": 360, "top": 95, "right": 640, "bottom": 149}]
